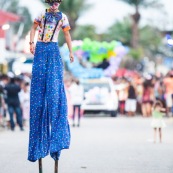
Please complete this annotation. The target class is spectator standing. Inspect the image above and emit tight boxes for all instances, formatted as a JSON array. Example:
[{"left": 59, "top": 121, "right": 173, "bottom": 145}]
[
  {"left": 64, "top": 80, "right": 73, "bottom": 119},
  {"left": 19, "top": 82, "right": 30, "bottom": 125},
  {"left": 151, "top": 101, "right": 166, "bottom": 143},
  {"left": 69, "top": 80, "right": 84, "bottom": 127},
  {"left": 136, "top": 77, "right": 143, "bottom": 114},
  {"left": 117, "top": 78, "right": 128, "bottom": 115},
  {"left": 0, "top": 85, "right": 5, "bottom": 127},
  {"left": 154, "top": 79, "right": 163, "bottom": 100},
  {"left": 0, "top": 74, "right": 9, "bottom": 87},
  {"left": 125, "top": 81, "right": 137, "bottom": 116},
  {"left": 163, "top": 72, "right": 173, "bottom": 116},
  {"left": 4, "top": 78, "right": 23, "bottom": 131},
  {"left": 0, "top": 74, "right": 9, "bottom": 128},
  {"left": 142, "top": 81, "right": 153, "bottom": 117}
]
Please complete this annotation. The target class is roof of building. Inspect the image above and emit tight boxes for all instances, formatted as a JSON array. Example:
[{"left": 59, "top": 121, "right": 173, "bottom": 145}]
[{"left": 0, "top": 10, "right": 20, "bottom": 25}]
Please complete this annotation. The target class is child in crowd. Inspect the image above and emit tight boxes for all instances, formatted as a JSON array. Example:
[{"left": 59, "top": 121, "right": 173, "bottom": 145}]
[{"left": 151, "top": 101, "right": 166, "bottom": 143}]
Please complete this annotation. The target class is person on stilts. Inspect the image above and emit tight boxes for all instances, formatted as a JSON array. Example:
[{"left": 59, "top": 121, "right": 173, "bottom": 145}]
[{"left": 28, "top": 0, "right": 74, "bottom": 172}]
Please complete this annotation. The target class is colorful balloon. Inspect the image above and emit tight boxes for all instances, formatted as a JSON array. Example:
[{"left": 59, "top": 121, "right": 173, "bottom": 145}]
[{"left": 60, "top": 38, "right": 128, "bottom": 78}]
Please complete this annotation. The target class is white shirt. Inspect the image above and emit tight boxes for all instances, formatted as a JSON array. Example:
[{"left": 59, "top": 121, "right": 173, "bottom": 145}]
[{"left": 69, "top": 83, "right": 84, "bottom": 105}]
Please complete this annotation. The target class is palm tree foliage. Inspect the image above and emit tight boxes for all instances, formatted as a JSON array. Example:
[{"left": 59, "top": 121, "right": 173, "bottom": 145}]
[
  {"left": 119, "top": 0, "right": 158, "bottom": 6},
  {"left": 73, "top": 25, "right": 98, "bottom": 40},
  {"left": 118, "top": 0, "right": 160, "bottom": 48},
  {"left": 105, "top": 17, "right": 132, "bottom": 45},
  {"left": 139, "top": 25, "right": 162, "bottom": 49},
  {"left": 103, "top": 17, "right": 162, "bottom": 59},
  {"left": 105, "top": 17, "right": 162, "bottom": 48},
  {"left": 59, "top": 0, "right": 91, "bottom": 33}
]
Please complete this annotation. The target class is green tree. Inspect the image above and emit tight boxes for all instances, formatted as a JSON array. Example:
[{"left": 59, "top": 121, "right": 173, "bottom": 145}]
[
  {"left": 73, "top": 25, "right": 98, "bottom": 40},
  {"left": 139, "top": 25, "right": 162, "bottom": 51},
  {"left": 118, "top": 0, "right": 160, "bottom": 48},
  {"left": 104, "top": 17, "right": 162, "bottom": 59},
  {"left": 128, "top": 47, "right": 144, "bottom": 60},
  {"left": 105, "top": 17, "right": 132, "bottom": 45},
  {"left": 59, "top": 0, "right": 91, "bottom": 33}
]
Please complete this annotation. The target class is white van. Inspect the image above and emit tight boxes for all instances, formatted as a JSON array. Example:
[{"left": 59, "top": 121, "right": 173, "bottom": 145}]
[{"left": 80, "top": 78, "right": 118, "bottom": 117}]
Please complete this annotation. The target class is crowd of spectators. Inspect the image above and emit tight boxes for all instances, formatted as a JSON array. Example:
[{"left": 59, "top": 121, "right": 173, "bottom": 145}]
[
  {"left": 0, "top": 74, "right": 30, "bottom": 131},
  {"left": 0, "top": 69, "right": 173, "bottom": 131},
  {"left": 113, "top": 70, "right": 173, "bottom": 117}
]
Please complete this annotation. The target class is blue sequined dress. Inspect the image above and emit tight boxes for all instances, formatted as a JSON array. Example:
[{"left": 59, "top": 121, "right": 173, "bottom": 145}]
[{"left": 28, "top": 41, "right": 70, "bottom": 162}]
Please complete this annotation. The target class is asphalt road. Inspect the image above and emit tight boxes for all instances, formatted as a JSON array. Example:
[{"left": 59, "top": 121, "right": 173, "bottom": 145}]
[{"left": 0, "top": 116, "right": 173, "bottom": 173}]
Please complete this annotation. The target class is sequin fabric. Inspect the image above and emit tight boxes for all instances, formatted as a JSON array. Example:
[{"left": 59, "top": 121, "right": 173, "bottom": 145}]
[
  {"left": 28, "top": 42, "right": 70, "bottom": 162},
  {"left": 34, "top": 9, "right": 71, "bottom": 42},
  {"left": 45, "top": 11, "right": 62, "bottom": 23}
]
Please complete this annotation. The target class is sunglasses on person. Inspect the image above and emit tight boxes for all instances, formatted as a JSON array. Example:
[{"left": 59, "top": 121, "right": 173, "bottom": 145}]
[{"left": 45, "top": 0, "right": 62, "bottom": 3}]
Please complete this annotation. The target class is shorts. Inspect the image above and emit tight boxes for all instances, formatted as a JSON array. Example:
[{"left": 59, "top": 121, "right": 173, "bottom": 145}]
[
  {"left": 166, "top": 94, "right": 173, "bottom": 107},
  {"left": 125, "top": 99, "right": 137, "bottom": 112}
]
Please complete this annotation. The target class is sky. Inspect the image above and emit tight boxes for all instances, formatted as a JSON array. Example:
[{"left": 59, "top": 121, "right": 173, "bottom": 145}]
[{"left": 20, "top": 0, "right": 173, "bottom": 33}]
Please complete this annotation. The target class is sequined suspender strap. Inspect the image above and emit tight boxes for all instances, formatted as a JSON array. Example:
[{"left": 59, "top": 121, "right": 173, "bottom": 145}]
[
  {"left": 50, "top": 16, "right": 61, "bottom": 41},
  {"left": 41, "top": 9, "right": 48, "bottom": 41},
  {"left": 41, "top": 9, "right": 62, "bottom": 42}
]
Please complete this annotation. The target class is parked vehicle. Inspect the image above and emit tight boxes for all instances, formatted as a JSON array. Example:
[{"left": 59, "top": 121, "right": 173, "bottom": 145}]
[{"left": 80, "top": 78, "right": 118, "bottom": 117}]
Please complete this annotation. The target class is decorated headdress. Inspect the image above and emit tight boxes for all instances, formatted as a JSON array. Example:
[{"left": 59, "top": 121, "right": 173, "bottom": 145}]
[{"left": 45, "top": 0, "right": 62, "bottom": 3}]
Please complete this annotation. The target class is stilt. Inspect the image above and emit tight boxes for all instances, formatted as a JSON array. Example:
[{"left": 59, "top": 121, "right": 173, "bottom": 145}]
[
  {"left": 55, "top": 160, "right": 58, "bottom": 173},
  {"left": 38, "top": 159, "right": 43, "bottom": 173}
]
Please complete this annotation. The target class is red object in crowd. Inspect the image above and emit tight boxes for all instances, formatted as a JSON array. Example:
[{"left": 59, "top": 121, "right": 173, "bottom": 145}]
[
  {"left": 0, "top": 10, "right": 21, "bottom": 38},
  {"left": 115, "top": 68, "right": 127, "bottom": 77},
  {"left": 115, "top": 68, "right": 139, "bottom": 78}
]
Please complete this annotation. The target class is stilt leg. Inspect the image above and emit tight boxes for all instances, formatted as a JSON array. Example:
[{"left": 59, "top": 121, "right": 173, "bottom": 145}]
[
  {"left": 39, "top": 159, "right": 43, "bottom": 173},
  {"left": 55, "top": 160, "right": 58, "bottom": 173}
]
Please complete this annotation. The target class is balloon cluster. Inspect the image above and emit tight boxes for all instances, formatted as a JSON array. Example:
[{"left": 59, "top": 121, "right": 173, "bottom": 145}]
[
  {"left": 72, "top": 38, "right": 128, "bottom": 63},
  {"left": 60, "top": 38, "right": 128, "bottom": 78}
]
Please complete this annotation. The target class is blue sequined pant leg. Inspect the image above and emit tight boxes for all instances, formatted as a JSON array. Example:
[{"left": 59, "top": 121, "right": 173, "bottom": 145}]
[{"left": 28, "top": 42, "right": 70, "bottom": 162}]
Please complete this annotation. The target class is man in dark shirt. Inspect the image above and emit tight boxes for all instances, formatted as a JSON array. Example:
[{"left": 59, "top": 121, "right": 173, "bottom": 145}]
[
  {"left": 5, "top": 77, "right": 23, "bottom": 131},
  {"left": 96, "top": 58, "right": 110, "bottom": 70}
]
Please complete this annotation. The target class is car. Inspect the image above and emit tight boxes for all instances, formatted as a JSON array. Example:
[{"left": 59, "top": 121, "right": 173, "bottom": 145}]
[{"left": 80, "top": 78, "right": 118, "bottom": 117}]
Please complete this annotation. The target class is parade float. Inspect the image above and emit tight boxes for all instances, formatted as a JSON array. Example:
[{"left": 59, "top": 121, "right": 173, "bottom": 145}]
[{"left": 60, "top": 38, "right": 129, "bottom": 79}]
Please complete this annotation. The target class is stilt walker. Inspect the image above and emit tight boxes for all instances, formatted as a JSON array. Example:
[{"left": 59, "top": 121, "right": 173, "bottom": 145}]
[{"left": 28, "top": 0, "right": 74, "bottom": 172}]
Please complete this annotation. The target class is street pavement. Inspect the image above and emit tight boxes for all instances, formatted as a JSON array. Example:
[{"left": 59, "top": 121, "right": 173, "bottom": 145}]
[{"left": 0, "top": 116, "right": 173, "bottom": 173}]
